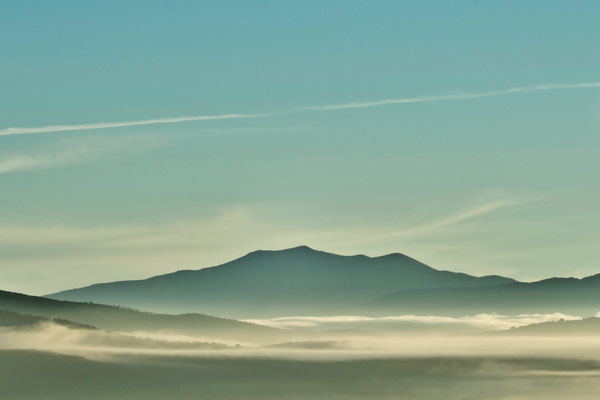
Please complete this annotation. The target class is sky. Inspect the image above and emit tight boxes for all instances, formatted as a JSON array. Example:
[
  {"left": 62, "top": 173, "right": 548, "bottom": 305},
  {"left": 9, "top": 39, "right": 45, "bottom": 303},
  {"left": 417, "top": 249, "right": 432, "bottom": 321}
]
[{"left": 1, "top": 1, "right": 599, "bottom": 295}]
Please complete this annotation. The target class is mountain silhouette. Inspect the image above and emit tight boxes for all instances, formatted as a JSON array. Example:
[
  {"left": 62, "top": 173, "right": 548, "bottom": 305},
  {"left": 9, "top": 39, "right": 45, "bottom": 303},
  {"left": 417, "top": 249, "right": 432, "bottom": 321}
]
[
  {"left": 368, "top": 274, "right": 600, "bottom": 316},
  {"left": 47, "top": 246, "right": 514, "bottom": 317}
]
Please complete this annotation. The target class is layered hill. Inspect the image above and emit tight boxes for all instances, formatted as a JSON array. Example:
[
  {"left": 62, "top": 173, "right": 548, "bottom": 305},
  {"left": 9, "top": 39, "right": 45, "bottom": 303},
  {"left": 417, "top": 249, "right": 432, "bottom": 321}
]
[
  {"left": 368, "top": 274, "right": 600, "bottom": 316},
  {"left": 0, "top": 289, "right": 279, "bottom": 340},
  {"left": 0, "top": 309, "right": 234, "bottom": 351},
  {"left": 0, "top": 310, "right": 94, "bottom": 330},
  {"left": 47, "top": 246, "right": 514, "bottom": 317}
]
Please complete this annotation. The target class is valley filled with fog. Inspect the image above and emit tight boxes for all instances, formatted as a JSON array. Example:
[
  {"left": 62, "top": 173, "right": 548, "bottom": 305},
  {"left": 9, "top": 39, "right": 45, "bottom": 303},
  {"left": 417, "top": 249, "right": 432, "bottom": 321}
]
[{"left": 3, "top": 312, "right": 600, "bottom": 400}]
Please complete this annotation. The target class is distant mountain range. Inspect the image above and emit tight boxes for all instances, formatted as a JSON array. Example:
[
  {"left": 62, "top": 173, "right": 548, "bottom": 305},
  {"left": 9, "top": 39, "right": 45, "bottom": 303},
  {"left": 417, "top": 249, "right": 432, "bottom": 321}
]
[
  {"left": 47, "top": 246, "right": 515, "bottom": 317},
  {"left": 368, "top": 274, "right": 600, "bottom": 316}
]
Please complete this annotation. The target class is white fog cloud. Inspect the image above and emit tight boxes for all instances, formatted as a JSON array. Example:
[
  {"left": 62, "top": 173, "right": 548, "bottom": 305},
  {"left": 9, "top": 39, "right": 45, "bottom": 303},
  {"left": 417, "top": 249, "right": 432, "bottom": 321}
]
[{"left": 246, "top": 313, "right": 581, "bottom": 331}]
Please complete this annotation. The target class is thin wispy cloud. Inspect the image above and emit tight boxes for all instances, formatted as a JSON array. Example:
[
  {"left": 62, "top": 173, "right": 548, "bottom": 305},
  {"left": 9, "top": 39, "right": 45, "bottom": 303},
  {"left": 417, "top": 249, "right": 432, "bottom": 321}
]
[
  {"left": 0, "top": 147, "right": 90, "bottom": 174},
  {"left": 0, "top": 113, "right": 272, "bottom": 137},
  {"left": 372, "top": 198, "right": 517, "bottom": 241},
  {"left": 1, "top": 82, "right": 599, "bottom": 137},
  {"left": 295, "top": 82, "right": 600, "bottom": 111}
]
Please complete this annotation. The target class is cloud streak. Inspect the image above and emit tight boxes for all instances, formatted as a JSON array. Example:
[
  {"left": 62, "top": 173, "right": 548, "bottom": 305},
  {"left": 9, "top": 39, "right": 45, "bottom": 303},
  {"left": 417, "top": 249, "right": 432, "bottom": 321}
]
[
  {"left": 1, "top": 82, "right": 599, "bottom": 136},
  {"left": 0, "top": 147, "right": 90, "bottom": 174},
  {"left": 372, "top": 198, "right": 517, "bottom": 241},
  {"left": 295, "top": 82, "right": 600, "bottom": 111},
  {"left": 0, "top": 113, "right": 273, "bottom": 136}
]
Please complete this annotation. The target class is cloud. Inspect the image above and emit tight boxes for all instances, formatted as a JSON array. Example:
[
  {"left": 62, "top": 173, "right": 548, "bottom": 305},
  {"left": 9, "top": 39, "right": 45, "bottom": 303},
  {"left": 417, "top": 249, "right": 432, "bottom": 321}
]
[
  {"left": 1, "top": 82, "right": 599, "bottom": 136},
  {"left": 0, "top": 113, "right": 273, "bottom": 136},
  {"left": 0, "top": 198, "right": 513, "bottom": 258},
  {"left": 0, "top": 133, "right": 175, "bottom": 174},
  {"left": 295, "top": 82, "right": 600, "bottom": 111},
  {"left": 372, "top": 198, "right": 518, "bottom": 241},
  {"left": 0, "top": 147, "right": 90, "bottom": 174},
  {"left": 245, "top": 313, "right": 581, "bottom": 331}
]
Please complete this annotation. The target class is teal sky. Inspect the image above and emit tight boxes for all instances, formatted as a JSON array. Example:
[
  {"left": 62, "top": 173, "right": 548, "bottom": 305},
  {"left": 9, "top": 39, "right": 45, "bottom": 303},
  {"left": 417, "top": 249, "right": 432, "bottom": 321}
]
[{"left": 1, "top": 1, "right": 599, "bottom": 294}]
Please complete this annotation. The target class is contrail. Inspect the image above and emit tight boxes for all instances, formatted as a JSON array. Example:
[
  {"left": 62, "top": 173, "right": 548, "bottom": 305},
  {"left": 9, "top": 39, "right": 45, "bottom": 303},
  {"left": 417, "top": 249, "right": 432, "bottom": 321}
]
[
  {"left": 1, "top": 82, "right": 599, "bottom": 136},
  {"left": 0, "top": 113, "right": 274, "bottom": 136},
  {"left": 294, "top": 82, "right": 600, "bottom": 111}
]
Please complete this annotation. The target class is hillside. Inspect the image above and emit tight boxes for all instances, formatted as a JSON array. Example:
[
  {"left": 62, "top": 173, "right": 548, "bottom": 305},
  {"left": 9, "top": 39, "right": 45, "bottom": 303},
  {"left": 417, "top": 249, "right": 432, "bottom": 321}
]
[
  {"left": 47, "top": 246, "right": 514, "bottom": 317},
  {"left": 0, "top": 310, "right": 95, "bottom": 330},
  {"left": 0, "top": 290, "right": 280, "bottom": 340}
]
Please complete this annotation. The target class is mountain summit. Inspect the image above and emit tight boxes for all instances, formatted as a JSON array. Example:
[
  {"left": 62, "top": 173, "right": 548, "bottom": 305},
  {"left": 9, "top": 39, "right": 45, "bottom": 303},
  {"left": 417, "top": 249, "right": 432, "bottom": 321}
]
[{"left": 47, "top": 246, "right": 513, "bottom": 317}]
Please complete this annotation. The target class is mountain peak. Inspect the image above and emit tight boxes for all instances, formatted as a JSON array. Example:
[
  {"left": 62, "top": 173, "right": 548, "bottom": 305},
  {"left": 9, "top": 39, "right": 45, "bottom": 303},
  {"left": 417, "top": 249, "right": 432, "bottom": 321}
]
[
  {"left": 378, "top": 252, "right": 412, "bottom": 260},
  {"left": 248, "top": 245, "right": 317, "bottom": 256},
  {"left": 284, "top": 245, "right": 315, "bottom": 252}
]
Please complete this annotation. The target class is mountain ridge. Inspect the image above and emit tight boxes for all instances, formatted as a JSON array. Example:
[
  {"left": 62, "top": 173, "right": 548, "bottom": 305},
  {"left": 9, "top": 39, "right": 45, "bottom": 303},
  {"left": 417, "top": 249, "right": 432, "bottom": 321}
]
[
  {"left": 368, "top": 272, "right": 600, "bottom": 316},
  {"left": 47, "top": 246, "right": 515, "bottom": 317},
  {"left": 0, "top": 289, "right": 280, "bottom": 340}
]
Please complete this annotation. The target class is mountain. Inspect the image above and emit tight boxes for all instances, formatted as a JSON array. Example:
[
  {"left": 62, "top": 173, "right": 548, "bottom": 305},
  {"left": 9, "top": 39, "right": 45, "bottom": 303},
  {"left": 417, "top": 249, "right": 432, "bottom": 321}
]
[
  {"left": 0, "top": 309, "right": 232, "bottom": 350},
  {"left": 368, "top": 274, "right": 600, "bottom": 316},
  {"left": 0, "top": 309, "right": 95, "bottom": 330},
  {"left": 47, "top": 246, "right": 514, "bottom": 317},
  {"left": 0, "top": 289, "right": 279, "bottom": 341}
]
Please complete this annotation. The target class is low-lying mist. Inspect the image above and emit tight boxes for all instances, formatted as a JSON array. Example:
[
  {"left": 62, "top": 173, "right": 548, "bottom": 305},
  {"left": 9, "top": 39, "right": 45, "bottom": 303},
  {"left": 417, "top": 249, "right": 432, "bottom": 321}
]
[
  {"left": 2, "top": 313, "right": 600, "bottom": 362},
  {"left": 245, "top": 312, "right": 582, "bottom": 331},
  {"left": 3, "top": 313, "right": 600, "bottom": 400}
]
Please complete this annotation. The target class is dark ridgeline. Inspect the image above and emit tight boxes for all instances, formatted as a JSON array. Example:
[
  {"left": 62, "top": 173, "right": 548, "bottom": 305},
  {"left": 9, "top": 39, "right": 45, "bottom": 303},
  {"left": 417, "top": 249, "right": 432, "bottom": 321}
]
[
  {"left": 46, "top": 245, "right": 514, "bottom": 317},
  {"left": 370, "top": 274, "right": 600, "bottom": 316},
  {"left": 0, "top": 309, "right": 95, "bottom": 330},
  {"left": 0, "top": 289, "right": 280, "bottom": 340}
]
